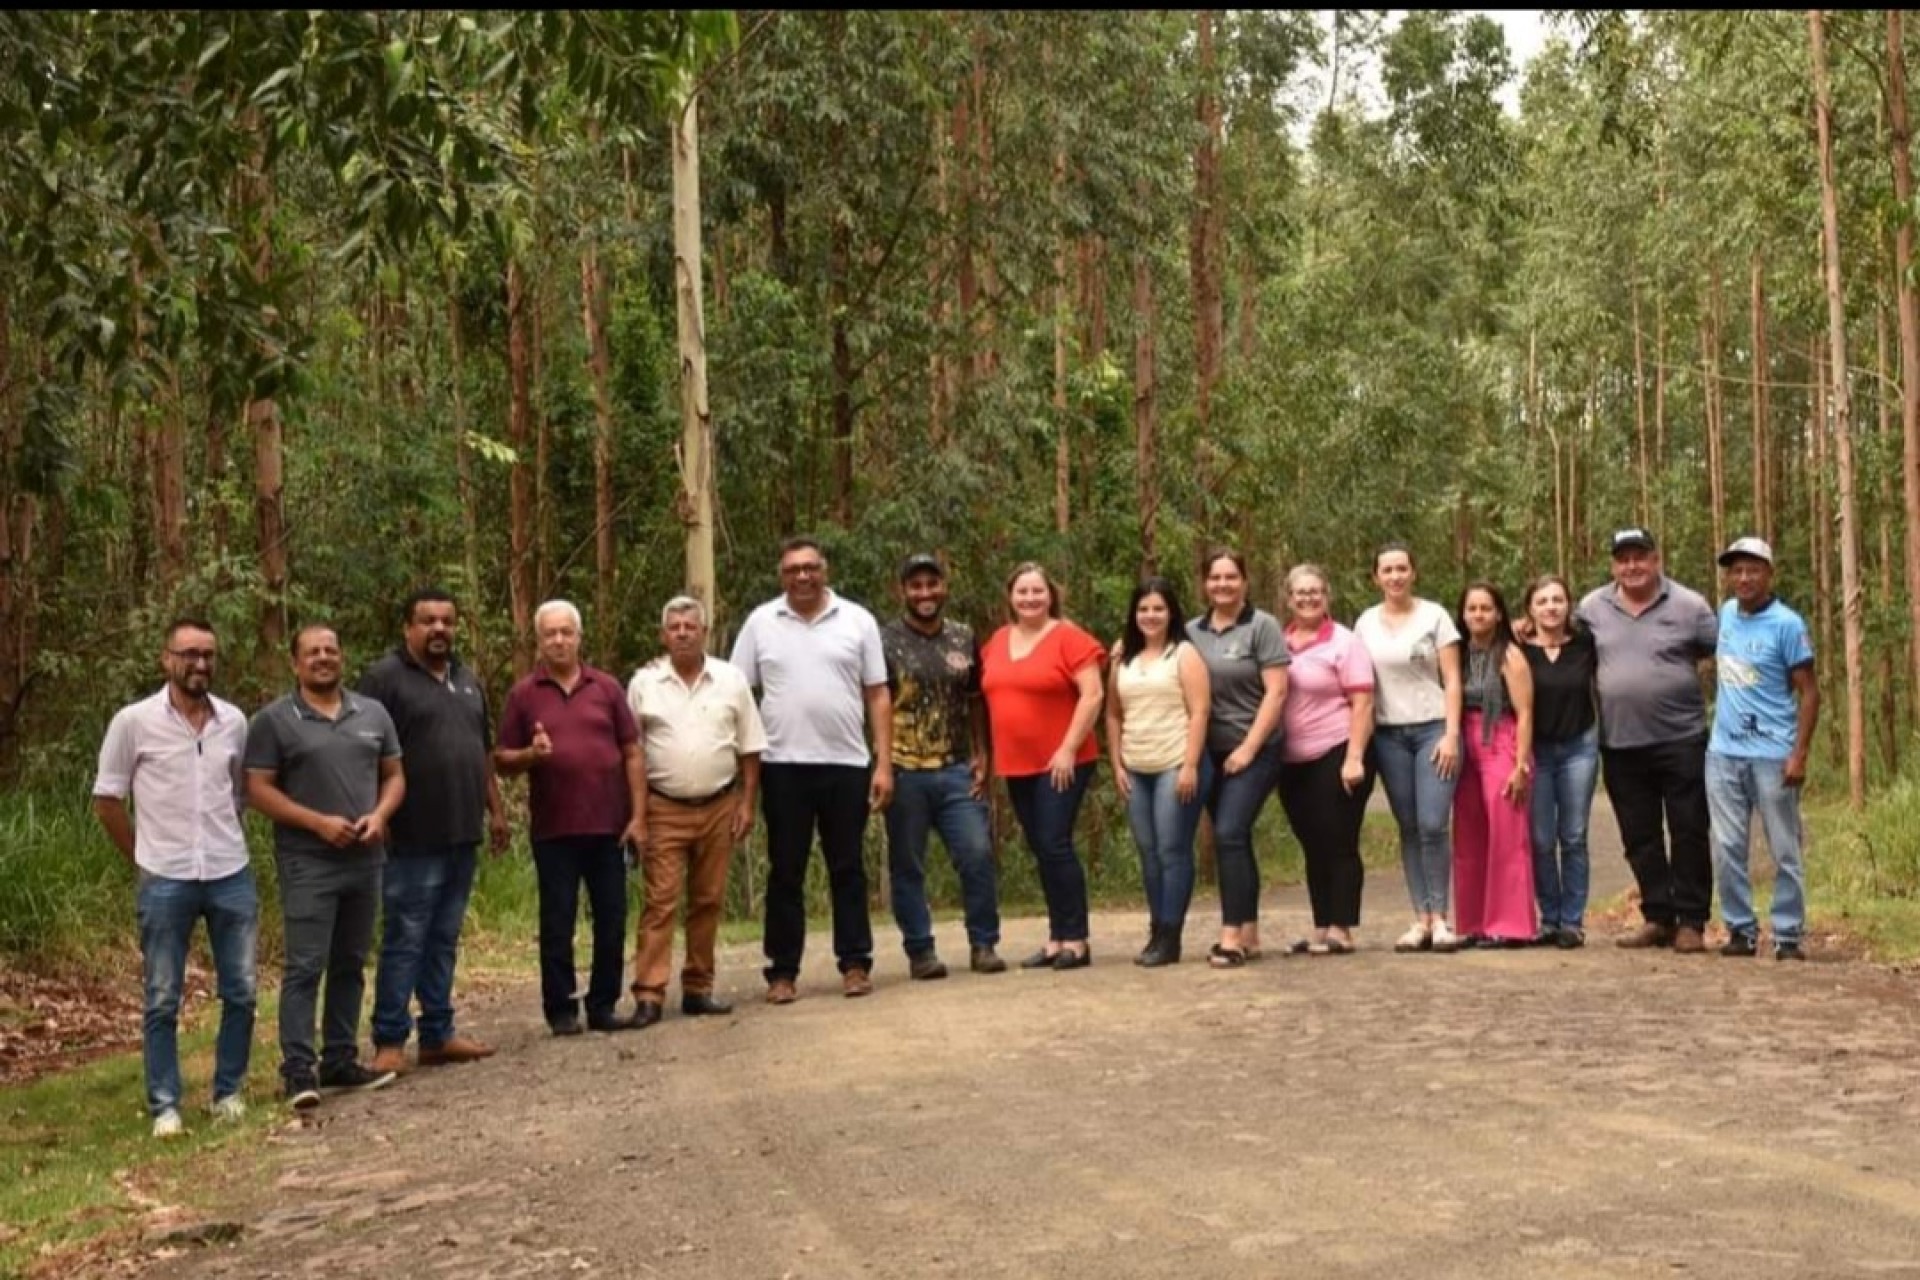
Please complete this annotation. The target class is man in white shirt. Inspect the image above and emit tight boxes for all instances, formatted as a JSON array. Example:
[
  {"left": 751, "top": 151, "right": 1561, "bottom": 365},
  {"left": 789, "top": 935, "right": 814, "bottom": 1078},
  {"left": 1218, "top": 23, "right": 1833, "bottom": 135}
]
[
  {"left": 731, "top": 537, "right": 893, "bottom": 1003},
  {"left": 625, "top": 596, "right": 767, "bottom": 1027},
  {"left": 93, "top": 618, "right": 256, "bottom": 1139}
]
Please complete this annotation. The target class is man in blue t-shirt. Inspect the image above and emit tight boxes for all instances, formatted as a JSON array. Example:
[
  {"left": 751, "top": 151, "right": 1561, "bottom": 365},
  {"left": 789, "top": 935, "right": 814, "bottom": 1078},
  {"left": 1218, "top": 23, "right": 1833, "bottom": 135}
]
[{"left": 1706, "top": 537, "right": 1820, "bottom": 961}]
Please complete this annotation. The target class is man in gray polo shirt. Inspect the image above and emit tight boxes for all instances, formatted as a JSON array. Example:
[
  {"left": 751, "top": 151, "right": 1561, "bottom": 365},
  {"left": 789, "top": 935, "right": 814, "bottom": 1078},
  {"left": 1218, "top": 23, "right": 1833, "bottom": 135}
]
[
  {"left": 731, "top": 536, "right": 893, "bottom": 1003},
  {"left": 1577, "top": 529, "right": 1719, "bottom": 953},
  {"left": 247, "top": 623, "right": 405, "bottom": 1109}
]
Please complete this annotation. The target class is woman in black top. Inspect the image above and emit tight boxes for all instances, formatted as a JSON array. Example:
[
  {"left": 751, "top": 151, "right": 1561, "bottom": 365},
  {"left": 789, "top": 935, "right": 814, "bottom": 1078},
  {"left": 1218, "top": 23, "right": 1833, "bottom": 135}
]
[{"left": 1519, "top": 574, "right": 1598, "bottom": 947}]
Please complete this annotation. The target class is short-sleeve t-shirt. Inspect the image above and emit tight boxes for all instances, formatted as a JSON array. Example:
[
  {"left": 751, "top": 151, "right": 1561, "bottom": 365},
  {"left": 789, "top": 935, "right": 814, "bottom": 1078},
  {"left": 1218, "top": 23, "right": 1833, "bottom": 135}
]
[
  {"left": 882, "top": 617, "right": 980, "bottom": 771},
  {"left": 1354, "top": 599, "right": 1459, "bottom": 726},
  {"left": 979, "top": 621, "right": 1106, "bottom": 777},
  {"left": 1281, "top": 621, "right": 1374, "bottom": 763},
  {"left": 497, "top": 665, "right": 639, "bottom": 841},
  {"left": 1710, "top": 597, "right": 1814, "bottom": 760},
  {"left": 1186, "top": 607, "right": 1289, "bottom": 754},
  {"left": 245, "top": 691, "right": 402, "bottom": 858}
]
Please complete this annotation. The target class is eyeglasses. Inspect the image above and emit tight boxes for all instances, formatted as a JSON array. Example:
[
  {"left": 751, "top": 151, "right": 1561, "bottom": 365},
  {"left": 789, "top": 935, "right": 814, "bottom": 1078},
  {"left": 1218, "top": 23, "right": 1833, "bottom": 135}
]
[
  {"left": 1291, "top": 589, "right": 1326, "bottom": 599},
  {"left": 168, "top": 649, "right": 217, "bottom": 664},
  {"left": 780, "top": 562, "right": 825, "bottom": 578}
]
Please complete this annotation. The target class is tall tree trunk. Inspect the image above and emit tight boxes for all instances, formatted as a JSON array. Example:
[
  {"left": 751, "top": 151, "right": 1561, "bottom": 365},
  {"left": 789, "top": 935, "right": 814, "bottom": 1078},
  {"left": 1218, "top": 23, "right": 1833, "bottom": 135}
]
[
  {"left": 240, "top": 148, "right": 287, "bottom": 661},
  {"left": 1134, "top": 250, "right": 1159, "bottom": 579},
  {"left": 1191, "top": 10, "right": 1224, "bottom": 506},
  {"left": 1811, "top": 341, "right": 1833, "bottom": 678},
  {"left": 970, "top": 21, "right": 998, "bottom": 380},
  {"left": 1750, "top": 254, "right": 1771, "bottom": 539},
  {"left": 1050, "top": 73, "right": 1070, "bottom": 535},
  {"left": 952, "top": 77, "right": 977, "bottom": 393},
  {"left": 0, "top": 291, "right": 24, "bottom": 744},
  {"left": 581, "top": 240, "right": 618, "bottom": 668},
  {"left": 928, "top": 106, "right": 951, "bottom": 446},
  {"left": 448, "top": 288, "right": 481, "bottom": 601},
  {"left": 1633, "top": 284, "right": 1651, "bottom": 526},
  {"left": 1810, "top": 8, "right": 1867, "bottom": 810},
  {"left": 506, "top": 257, "right": 536, "bottom": 673},
  {"left": 1876, "top": 294, "right": 1901, "bottom": 773},
  {"left": 1701, "top": 269, "right": 1727, "bottom": 565},
  {"left": 829, "top": 212, "right": 856, "bottom": 528},
  {"left": 532, "top": 259, "right": 552, "bottom": 604},
  {"left": 672, "top": 94, "right": 718, "bottom": 621},
  {"left": 1886, "top": 9, "right": 1920, "bottom": 722}
]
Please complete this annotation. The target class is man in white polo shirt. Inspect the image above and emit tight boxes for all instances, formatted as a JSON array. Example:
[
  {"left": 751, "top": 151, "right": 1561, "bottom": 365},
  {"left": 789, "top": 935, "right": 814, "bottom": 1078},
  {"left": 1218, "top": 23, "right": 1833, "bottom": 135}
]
[
  {"left": 625, "top": 595, "right": 767, "bottom": 1026},
  {"left": 93, "top": 617, "right": 256, "bottom": 1139},
  {"left": 731, "top": 537, "right": 893, "bottom": 1003}
]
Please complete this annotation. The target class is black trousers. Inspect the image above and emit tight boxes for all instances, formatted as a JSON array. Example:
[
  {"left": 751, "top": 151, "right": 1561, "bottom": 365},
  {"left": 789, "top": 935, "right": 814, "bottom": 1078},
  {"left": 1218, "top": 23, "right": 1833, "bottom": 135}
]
[
  {"left": 761, "top": 763, "right": 872, "bottom": 981},
  {"left": 533, "top": 835, "right": 628, "bottom": 1023},
  {"left": 1602, "top": 735, "right": 1713, "bottom": 929},
  {"left": 1276, "top": 742, "right": 1373, "bottom": 929}
]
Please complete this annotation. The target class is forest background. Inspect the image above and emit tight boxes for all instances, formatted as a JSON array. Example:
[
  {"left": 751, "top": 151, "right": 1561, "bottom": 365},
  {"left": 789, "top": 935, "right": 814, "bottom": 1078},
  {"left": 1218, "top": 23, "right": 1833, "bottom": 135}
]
[{"left": 6, "top": 10, "right": 1920, "bottom": 976}]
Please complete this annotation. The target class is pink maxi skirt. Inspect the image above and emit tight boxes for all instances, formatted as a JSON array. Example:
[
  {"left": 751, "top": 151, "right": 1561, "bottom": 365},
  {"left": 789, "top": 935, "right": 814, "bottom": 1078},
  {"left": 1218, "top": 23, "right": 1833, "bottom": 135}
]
[{"left": 1454, "top": 710, "right": 1535, "bottom": 941}]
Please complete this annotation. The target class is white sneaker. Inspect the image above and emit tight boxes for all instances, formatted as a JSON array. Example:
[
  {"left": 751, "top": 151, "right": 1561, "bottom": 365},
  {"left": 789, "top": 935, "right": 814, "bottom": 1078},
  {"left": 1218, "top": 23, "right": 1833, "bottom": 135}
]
[
  {"left": 210, "top": 1095, "right": 246, "bottom": 1124},
  {"left": 1429, "top": 920, "right": 1461, "bottom": 953},
  {"left": 1393, "top": 921, "right": 1431, "bottom": 953},
  {"left": 152, "top": 1107, "right": 184, "bottom": 1139}
]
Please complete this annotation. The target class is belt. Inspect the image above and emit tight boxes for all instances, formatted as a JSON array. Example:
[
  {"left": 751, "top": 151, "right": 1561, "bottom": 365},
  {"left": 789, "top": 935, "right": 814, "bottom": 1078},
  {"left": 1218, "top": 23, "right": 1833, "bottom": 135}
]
[{"left": 648, "top": 782, "right": 736, "bottom": 807}]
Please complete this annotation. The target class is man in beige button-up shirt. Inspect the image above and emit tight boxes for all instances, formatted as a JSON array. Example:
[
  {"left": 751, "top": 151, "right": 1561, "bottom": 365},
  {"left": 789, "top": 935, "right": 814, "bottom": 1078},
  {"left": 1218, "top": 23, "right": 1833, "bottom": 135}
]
[{"left": 624, "top": 595, "right": 766, "bottom": 1027}]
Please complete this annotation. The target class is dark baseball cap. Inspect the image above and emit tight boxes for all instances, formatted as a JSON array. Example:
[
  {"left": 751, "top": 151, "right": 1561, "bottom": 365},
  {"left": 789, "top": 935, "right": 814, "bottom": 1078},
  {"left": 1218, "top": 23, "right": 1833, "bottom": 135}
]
[
  {"left": 899, "top": 553, "right": 945, "bottom": 581},
  {"left": 1609, "top": 527, "right": 1657, "bottom": 556}
]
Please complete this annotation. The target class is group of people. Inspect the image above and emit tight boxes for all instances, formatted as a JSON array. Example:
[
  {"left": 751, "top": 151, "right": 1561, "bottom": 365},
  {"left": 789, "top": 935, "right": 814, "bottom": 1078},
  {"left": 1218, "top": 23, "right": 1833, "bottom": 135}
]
[{"left": 93, "top": 526, "right": 1819, "bottom": 1139}]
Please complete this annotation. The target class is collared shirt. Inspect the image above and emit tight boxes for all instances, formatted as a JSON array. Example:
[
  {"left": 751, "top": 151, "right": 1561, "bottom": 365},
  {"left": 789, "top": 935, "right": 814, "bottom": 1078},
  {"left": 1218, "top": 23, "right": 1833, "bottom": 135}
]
[
  {"left": 628, "top": 655, "right": 767, "bottom": 798},
  {"left": 245, "top": 691, "right": 402, "bottom": 857},
  {"left": 1187, "top": 605, "right": 1290, "bottom": 752},
  {"left": 1576, "top": 576, "right": 1719, "bottom": 749},
  {"left": 882, "top": 617, "right": 981, "bottom": 771},
  {"left": 357, "top": 646, "right": 492, "bottom": 848},
  {"left": 93, "top": 687, "right": 250, "bottom": 880},
  {"left": 1281, "top": 621, "right": 1374, "bottom": 763},
  {"left": 1710, "top": 597, "right": 1814, "bottom": 760},
  {"left": 730, "top": 590, "right": 887, "bottom": 766},
  {"left": 497, "top": 663, "right": 638, "bottom": 840}
]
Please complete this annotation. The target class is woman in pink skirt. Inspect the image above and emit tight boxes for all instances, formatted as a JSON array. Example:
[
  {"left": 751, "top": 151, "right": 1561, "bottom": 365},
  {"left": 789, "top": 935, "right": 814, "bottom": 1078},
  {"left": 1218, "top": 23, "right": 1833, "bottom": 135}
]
[{"left": 1452, "top": 582, "right": 1536, "bottom": 947}]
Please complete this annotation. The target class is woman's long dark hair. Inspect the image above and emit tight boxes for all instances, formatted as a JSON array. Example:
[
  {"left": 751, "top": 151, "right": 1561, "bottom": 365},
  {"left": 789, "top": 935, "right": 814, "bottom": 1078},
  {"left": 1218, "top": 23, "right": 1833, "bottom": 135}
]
[
  {"left": 1455, "top": 580, "right": 1515, "bottom": 670},
  {"left": 1120, "top": 577, "right": 1190, "bottom": 666}
]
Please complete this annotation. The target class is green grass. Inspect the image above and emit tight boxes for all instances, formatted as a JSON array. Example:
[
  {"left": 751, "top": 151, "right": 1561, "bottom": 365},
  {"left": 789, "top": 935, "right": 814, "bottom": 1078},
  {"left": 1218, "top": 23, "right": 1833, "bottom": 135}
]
[{"left": 1805, "top": 778, "right": 1920, "bottom": 960}]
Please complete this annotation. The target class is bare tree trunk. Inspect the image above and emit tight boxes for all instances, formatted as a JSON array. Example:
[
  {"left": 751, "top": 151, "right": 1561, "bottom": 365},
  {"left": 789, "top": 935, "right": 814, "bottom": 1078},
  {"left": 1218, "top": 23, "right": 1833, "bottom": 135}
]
[
  {"left": 1810, "top": 8, "right": 1867, "bottom": 810},
  {"left": 1701, "top": 268, "right": 1727, "bottom": 563},
  {"left": 970, "top": 22, "right": 998, "bottom": 380},
  {"left": 928, "top": 106, "right": 951, "bottom": 446},
  {"left": 1876, "top": 294, "right": 1901, "bottom": 773},
  {"left": 829, "top": 212, "right": 856, "bottom": 529},
  {"left": 448, "top": 289, "right": 481, "bottom": 600},
  {"left": 1633, "top": 284, "right": 1651, "bottom": 525},
  {"left": 507, "top": 257, "right": 536, "bottom": 673},
  {"left": 1811, "top": 341, "right": 1832, "bottom": 673},
  {"left": 1750, "top": 254, "right": 1771, "bottom": 539},
  {"left": 0, "top": 291, "right": 25, "bottom": 745},
  {"left": 533, "top": 259, "right": 552, "bottom": 604},
  {"left": 673, "top": 95, "right": 718, "bottom": 621},
  {"left": 582, "top": 240, "right": 618, "bottom": 668},
  {"left": 1886, "top": 8, "right": 1920, "bottom": 721},
  {"left": 240, "top": 145, "right": 287, "bottom": 661},
  {"left": 1134, "top": 249, "right": 1159, "bottom": 579},
  {"left": 1191, "top": 10, "right": 1224, "bottom": 506},
  {"left": 952, "top": 77, "right": 977, "bottom": 394},
  {"left": 1051, "top": 82, "right": 1070, "bottom": 535}
]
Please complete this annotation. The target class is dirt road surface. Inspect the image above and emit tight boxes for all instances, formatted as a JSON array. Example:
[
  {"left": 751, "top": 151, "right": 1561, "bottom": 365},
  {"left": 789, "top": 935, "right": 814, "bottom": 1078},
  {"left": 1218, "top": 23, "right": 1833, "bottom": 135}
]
[{"left": 131, "top": 813, "right": 1920, "bottom": 1279}]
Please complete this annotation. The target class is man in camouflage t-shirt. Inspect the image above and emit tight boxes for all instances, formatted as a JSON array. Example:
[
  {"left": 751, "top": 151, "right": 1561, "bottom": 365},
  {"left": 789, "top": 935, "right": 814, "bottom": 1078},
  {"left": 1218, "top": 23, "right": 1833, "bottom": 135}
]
[{"left": 881, "top": 554, "right": 1005, "bottom": 977}]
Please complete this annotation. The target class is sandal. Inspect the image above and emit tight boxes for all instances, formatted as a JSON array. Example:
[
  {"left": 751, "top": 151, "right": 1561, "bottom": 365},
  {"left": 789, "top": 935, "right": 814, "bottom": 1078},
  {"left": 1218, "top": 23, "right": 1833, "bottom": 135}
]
[
  {"left": 1305, "top": 939, "right": 1331, "bottom": 956},
  {"left": 1207, "top": 943, "right": 1248, "bottom": 969},
  {"left": 1288, "top": 938, "right": 1313, "bottom": 956},
  {"left": 1324, "top": 934, "right": 1355, "bottom": 955},
  {"left": 1393, "top": 922, "right": 1431, "bottom": 954}
]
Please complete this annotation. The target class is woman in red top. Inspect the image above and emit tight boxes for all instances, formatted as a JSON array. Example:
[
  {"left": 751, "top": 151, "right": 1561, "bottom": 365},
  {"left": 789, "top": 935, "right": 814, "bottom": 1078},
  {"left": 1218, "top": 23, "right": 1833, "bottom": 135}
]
[{"left": 979, "top": 563, "right": 1106, "bottom": 970}]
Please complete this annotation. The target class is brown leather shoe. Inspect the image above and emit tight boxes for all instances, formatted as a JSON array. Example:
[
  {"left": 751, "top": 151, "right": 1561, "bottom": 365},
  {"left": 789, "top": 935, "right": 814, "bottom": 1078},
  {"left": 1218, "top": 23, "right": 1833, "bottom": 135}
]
[
  {"left": 842, "top": 967, "right": 874, "bottom": 998},
  {"left": 418, "top": 1036, "right": 495, "bottom": 1066},
  {"left": 1615, "top": 921, "right": 1676, "bottom": 949},
  {"left": 766, "top": 978, "right": 799, "bottom": 1005},
  {"left": 370, "top": 1044, "right": 411, "bottom": 1075},
  {"left": 1672, "top": 925, "right": 1707, "bottom": 954}
]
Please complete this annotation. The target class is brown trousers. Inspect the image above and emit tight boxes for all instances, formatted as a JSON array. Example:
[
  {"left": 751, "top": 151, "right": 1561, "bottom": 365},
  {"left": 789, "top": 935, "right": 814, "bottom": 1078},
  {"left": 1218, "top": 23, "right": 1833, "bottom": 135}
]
[{"left": 631, "top": 793, "right": 733, "bottom": 1000}]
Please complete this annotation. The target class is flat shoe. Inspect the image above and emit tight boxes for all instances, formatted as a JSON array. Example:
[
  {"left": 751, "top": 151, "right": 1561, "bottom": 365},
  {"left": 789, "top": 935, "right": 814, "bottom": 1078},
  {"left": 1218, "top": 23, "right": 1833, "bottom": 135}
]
[
  {"left": 1052, "top": 946, "right": 1091, "bottom": 971},
  {"left": 1207, "top": 943, "right": 1247, "bottom": 969},
  {"left": 1288, "top": 938, "right": 1314, "bottom": 956},
  {"left": 1324, "top": 937, "right": 1355, "bottom": 955},
  {"left": 1019, "top": 947, "right": 1060, "bottom": 970}
]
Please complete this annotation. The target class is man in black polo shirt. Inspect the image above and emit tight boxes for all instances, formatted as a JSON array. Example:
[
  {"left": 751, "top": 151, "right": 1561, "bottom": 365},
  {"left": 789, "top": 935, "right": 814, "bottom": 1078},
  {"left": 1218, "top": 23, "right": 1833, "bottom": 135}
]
[
  {"left": 247, "top": 623, "right": 405, "bottom": 1109},
  {"left": 360, "top": 589, "right": 509, "bottom": 1075}
]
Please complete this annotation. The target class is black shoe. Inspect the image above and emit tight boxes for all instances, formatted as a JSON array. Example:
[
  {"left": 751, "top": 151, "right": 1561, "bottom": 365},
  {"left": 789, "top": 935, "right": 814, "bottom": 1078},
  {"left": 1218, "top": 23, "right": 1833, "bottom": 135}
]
[
  {"left": 284, "top": 1073, "right": 321, "bottom": 1111},
  {"left": 549, "top": 1014, "right": 584, "bottom": 1037},
  {"left": 969, "top": 945, "right": 1008, "bottom": 974},
  {"left": 628, "top": 1000, "right": 665, "bottom": 1029},
  {"left": 1554, "top": 927, "right": 1585, "bottom": 950},
  {"left": 586, "top": 1010, "right": 626, "bottom": 1034},
  {"left": 680, "top": 993, "right": 733, "bottom": 1017},
  {"left": 1720, "top": 931, "right": 1758, "bottom": 958},
  {"left": 908, "top": 950, "right": 949, "bottom": 981},
  {"left": 1133, "top": 925, "right": 1159, "bottom": 966},
  {"left": 1019, "top": 947, "right": 1059, "bottom": 970},
  {"left": 1139, "top": 924, "right": 1181, "bottom": 968},
  {"left": 318, "top": 1061, "right": 397, "bottom": 1093},
  {"left": 1775, "top": 941, "right": 1807, "bottom": 962},
  {"left": 1052, "top": 945, "right": 1091, "bottom": 971},
  {"left": 1530, "top": 928, "right": 1560, "bottom": 947}
]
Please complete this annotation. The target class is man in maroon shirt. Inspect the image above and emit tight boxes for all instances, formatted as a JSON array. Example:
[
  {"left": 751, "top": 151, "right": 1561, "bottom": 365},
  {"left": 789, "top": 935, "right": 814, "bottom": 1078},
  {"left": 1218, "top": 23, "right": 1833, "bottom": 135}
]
[{"left": 496, "top": 601, "right": 648, "bottom": 1035}]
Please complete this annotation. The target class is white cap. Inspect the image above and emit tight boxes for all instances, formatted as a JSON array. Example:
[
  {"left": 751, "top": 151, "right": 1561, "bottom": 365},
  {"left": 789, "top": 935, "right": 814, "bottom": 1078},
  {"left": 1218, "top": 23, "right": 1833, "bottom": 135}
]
[{"left": 1717, "top": 536, "right": 1774, "bottom": 567}]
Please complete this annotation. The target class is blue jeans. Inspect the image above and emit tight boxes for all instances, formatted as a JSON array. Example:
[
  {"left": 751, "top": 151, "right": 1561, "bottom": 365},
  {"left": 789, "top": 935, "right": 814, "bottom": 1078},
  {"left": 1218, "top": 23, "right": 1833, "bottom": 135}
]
[
  {"left": 1707, "top": 752, "right": 1806, "bottom": 943},
  {"left": 1005, "top": 764, "right": 1094, "bottom": 942},
  {"left": 1126, "top": 758, "right": 1212, "bottom": 929},
  {"left": 1530, "top": 727, "right": 1599, "bottom": 931},
  {"left": 137, "top": 866, "right": 258, "bottom": 1116},
  {"left": 1373, "top": 720, "right": 1457, "bottom": 915},
  {"left": 885, "top": 763, "right": 1000, "bottom": 953},
  {"left": 372, "top": 844, "right": 478, "bottom": 1049},
  {"left": 1204, "top": 741, "right": 1282, "bottom": 926}
]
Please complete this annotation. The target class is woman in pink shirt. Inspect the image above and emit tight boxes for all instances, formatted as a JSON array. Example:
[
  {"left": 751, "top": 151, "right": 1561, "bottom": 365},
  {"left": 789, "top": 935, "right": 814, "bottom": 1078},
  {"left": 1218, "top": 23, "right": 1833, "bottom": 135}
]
[{"left": 1274, "top": 565, "right": 1376, "bottom": 954}]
